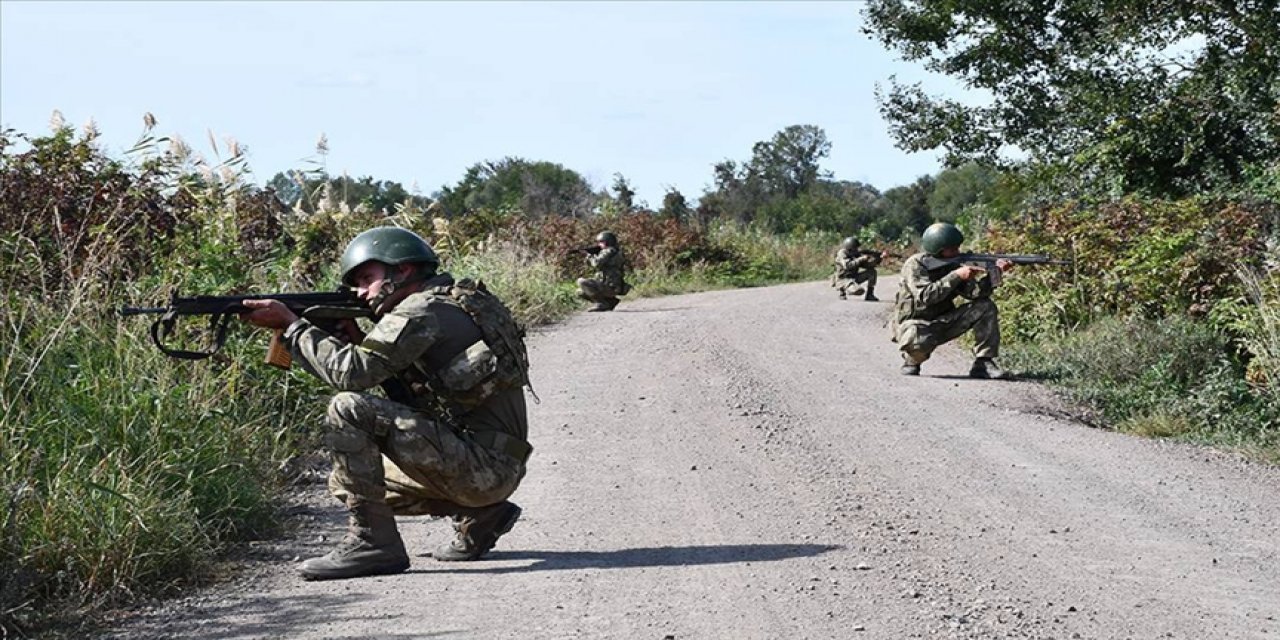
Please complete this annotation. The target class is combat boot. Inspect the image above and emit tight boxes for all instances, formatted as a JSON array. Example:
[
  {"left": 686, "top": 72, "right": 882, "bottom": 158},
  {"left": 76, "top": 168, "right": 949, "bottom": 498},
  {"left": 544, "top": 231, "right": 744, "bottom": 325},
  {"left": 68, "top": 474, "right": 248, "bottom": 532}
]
[
  {"left": 863, "top": 291, "right": 879, "bottom": 302},
  {"left": 433, "top": 501, "right": 522, "bottom": 562},
  {"left": 838, "top": 290, "right": 847, "bottom": 300},
  {"left": 299, "top": 501, "right": 409, "bottom": 581},
  {"left": 969, "top": 358, "right": 1009, "bottom": 380},
  {"left": 901, "top": 363, "right": 920, "bottom": 376}
]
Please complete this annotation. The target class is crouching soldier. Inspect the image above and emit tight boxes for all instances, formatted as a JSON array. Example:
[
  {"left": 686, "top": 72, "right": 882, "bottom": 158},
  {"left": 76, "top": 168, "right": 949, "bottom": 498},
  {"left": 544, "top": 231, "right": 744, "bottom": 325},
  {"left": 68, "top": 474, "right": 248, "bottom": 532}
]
[
  {"left": 832, "top": 236, "right": 887, "bottom": 301},
  {"left": 575, "top": 231, "right": 630, "bottom": 312},
  {"left": 893, "top": 222, "right": 1013, "bottom": 379},
  {"left": 240, "top": 226, "right": 533, "bottom": 580}
]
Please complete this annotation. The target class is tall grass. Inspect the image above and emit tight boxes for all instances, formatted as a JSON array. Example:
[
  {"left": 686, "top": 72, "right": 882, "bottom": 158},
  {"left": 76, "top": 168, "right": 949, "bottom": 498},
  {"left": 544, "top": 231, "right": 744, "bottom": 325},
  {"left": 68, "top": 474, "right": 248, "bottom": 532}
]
[
  {"left": 1, "top": 241, "right": 331, "bottom": 635},
  {"left": 1003, "top": 311, "right": 1280, "bottom": 459}
]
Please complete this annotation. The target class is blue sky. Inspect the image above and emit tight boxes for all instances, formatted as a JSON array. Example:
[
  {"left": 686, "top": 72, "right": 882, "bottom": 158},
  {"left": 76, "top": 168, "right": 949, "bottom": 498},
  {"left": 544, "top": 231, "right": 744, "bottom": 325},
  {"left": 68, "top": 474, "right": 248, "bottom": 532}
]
[{"left": 1, "top": 1, "right": 966, "bottom": 207}]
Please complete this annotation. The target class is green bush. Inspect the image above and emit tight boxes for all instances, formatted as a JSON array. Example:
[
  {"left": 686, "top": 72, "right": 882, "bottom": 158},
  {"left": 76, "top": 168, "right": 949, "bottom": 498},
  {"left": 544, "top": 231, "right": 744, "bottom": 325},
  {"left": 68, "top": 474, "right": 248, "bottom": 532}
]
[
  {"left": 1004, "top": 315, "right": 1280, "bottom": 454},
  {"left": 982, "top": 196, "right": 1274, "bottom": 341}
]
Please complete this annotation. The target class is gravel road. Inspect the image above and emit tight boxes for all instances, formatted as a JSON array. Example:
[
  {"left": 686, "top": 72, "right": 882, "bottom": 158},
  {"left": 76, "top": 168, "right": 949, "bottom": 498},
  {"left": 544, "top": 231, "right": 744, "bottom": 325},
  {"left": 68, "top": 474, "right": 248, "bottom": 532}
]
[{"left": 103, "top": 279, "right": 1280, "bottom": 639}]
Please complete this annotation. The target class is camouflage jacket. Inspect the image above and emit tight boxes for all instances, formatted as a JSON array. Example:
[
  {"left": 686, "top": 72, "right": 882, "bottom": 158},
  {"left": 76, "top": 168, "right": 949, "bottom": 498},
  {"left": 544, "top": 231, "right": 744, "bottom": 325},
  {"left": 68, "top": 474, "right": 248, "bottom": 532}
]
[
  {"left": 835, "top": 246, "right": 879, "bottom": 275},
  {"left": 588, "top": 246, "right": 626, "bottom": 293},
  {"left": 283, "top": 273, "right": 527, "bottom": 439},
  {"left": 894, "top": 252, "right": 993, "bottom": 324}
]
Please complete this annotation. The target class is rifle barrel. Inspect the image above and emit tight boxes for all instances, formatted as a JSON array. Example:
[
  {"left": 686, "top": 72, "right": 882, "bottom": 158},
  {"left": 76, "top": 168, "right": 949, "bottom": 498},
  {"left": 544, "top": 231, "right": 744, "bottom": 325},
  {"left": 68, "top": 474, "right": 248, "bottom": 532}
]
[{"left": 119, "top": 306, "right": 167, "bottom": 316}]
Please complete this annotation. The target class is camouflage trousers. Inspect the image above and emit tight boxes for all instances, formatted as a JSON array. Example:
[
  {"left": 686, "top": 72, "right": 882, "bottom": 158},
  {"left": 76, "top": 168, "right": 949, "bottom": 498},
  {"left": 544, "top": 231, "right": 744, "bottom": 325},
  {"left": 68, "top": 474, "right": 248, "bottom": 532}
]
[
  {"left": 833, "top": 268, "right": 877, "bottom": 295},
  {"left": 895, "top": 298, "right": 1000, "bottom": 364},
  {"left": 576, "top": 277, "right": 619, "bottom": 304},
  {"left": 324, "top": 392, "right": 525, "bottom": 516}
]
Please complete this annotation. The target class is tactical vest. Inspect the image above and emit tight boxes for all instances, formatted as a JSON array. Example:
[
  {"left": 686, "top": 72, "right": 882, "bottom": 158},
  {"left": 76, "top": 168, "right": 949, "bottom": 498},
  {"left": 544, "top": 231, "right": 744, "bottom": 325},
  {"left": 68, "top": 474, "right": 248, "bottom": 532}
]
[{"left": 404, "top": 278, "right": 532, "bottom": 417}]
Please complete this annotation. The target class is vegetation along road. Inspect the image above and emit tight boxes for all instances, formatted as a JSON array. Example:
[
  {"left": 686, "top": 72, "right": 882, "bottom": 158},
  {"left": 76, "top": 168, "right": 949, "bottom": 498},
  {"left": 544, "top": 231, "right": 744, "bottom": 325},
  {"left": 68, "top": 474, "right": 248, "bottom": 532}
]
[{"left": 104, "top": 279, "right": 1280, "bottom": 639}]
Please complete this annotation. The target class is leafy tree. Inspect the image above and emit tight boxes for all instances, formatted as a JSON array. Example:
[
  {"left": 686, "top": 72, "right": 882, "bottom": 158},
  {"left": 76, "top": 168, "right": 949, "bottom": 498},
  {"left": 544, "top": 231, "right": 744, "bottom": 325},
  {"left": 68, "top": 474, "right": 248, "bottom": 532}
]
[
  {"left": 611, "top": 173, "right": 637, "bottom": 212},
  {"left": 436, "top": 157, "right": 597, "bottom": 218},
  {"left": 863, "top": 0, "right": 1280, "bottom": 197},
  {"left": 748, "top": 124, "right": 833, "bottom": 199},
  {"left": 701, "top": 124, "right": 834, "bottom": 224},
  {"left": 927, "top": 162, "right": 1000, "bottom": 221},
  {"left": 659, "top": 188, "right": 691, "bottom": 223},
  {"left": 875, "top": 175, "right": 935, "bottom": 237}
]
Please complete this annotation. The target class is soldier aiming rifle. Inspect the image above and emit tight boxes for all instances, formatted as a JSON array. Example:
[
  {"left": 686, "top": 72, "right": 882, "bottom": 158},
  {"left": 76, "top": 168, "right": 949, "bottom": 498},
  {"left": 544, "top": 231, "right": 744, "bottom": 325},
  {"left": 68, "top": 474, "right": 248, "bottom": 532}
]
[{"left": 893, "top": 222, "right": 1071, "bottom": 379}]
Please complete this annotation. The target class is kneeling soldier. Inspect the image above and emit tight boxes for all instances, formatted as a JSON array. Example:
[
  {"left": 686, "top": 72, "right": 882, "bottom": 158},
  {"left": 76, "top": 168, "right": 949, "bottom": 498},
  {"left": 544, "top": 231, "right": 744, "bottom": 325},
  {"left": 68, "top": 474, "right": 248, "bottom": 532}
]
[
  {"left": 893, "top": 222, "right": 1013, "bottom": 379},
  {"left": 241, "top": 227, "right": 533, "bottom": 580},
  {"left": 832, "top": 236, "right": 887, "bottom": 301},
  {"left": 575, "top": 231, "right": 629, "bottom": 312}
]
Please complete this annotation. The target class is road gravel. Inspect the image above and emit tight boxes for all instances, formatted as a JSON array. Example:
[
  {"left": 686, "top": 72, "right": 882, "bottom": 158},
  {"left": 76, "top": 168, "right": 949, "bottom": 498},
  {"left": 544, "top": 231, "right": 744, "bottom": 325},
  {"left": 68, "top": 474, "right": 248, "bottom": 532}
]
[{"left": 101, "top": 279, "right": 1280, "bottom": 639}]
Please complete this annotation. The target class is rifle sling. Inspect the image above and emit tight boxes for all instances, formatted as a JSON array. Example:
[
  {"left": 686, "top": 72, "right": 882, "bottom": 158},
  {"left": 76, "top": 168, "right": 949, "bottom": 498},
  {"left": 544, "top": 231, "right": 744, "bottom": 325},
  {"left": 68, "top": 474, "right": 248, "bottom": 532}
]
[{"left": 151, "top": 311, "right": 232, "bottom": 360}]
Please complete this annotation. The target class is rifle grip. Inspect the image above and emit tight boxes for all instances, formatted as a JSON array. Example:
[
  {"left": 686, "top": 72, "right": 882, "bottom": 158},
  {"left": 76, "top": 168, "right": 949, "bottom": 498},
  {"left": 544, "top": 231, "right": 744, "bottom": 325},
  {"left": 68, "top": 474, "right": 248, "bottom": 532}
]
[{"left": 265, "top": 329, "right": 293, "bottom": 369}]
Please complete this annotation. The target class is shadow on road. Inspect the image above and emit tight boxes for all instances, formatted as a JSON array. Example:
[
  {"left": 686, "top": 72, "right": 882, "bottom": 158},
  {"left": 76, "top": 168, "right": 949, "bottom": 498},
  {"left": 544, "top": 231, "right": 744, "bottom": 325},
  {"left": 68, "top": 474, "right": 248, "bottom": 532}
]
[{"left": 419, "top": 543, "right": 841, "bottom": 574}]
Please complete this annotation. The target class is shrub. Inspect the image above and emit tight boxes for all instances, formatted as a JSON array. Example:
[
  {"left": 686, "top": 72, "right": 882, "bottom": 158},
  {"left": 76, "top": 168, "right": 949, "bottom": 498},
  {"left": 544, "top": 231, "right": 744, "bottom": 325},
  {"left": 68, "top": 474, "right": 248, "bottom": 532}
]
[{"left": 1004, "top": 315, "right": 1280, "bottom": 452}]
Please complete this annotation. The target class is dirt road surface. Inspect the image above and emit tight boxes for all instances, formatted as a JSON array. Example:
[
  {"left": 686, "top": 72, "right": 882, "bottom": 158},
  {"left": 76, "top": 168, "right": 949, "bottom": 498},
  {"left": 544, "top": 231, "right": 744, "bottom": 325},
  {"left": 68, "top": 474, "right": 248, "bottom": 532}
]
[{"left": 103, "top": 279, "right": 1280, "bottom": 639}]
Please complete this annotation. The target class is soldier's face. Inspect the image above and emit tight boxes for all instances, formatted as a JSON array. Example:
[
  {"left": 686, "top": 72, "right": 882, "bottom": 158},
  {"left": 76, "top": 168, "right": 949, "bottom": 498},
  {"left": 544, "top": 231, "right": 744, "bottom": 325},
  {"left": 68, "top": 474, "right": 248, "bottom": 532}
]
[{"left": 351, "top": 262, "right": 391, "bottom": 303}]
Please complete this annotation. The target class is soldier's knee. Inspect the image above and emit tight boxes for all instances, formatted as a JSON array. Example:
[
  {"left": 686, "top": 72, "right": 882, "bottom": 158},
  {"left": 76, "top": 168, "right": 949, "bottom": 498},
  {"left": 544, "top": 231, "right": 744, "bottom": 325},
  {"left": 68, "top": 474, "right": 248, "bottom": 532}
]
[
  {"left": 971, "top": 297, "right": 998, "bottom": 317},
  {"left": 327, "top": 391, "right": 374, "bottom": 428}
]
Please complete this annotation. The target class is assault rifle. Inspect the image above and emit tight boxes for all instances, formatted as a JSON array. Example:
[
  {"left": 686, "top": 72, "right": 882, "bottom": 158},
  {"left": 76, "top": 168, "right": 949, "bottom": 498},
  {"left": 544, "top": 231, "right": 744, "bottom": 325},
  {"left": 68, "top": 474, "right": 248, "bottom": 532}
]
[
  {"left": 858, "top": 248, "right": 903, "bottom": 261},
  {"left": 919, "top": 253, "right": 1072, "bottom": 287},
  {"left": 566, "top": 245, "right": 602, "bottom": 256},
  {"left": 120, "top": 290, "right": 373, "bottom": 368},
  {"left": 834, "top": 248, "right": 902, "bottom": 271}
]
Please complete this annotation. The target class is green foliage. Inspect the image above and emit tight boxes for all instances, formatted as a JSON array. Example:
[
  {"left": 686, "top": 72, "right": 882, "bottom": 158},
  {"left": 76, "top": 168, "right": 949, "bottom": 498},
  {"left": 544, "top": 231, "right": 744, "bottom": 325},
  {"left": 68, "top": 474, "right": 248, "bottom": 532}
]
[
  {"left": 863, "top": 0, "right": 1280, "bottom": 198},
  {"left": 435, "top": 157, "right": 597, "bottom": 218},
  {"left": 874, "top": 175, "right": 934, "bottom": 238},
  {"left": 927, "top": 162, "right": 999, "bottom": 222},
  {"left": 701, "top": 124, "right": 835, "bottom": 225},
  {"left": 658, "top": 188, "right": 691, "bottom": 223},
  {"left": 1004, "top": 315, "right": 1279, "bottom": 451},
  {"left": 983, "top": 197, "right": 1273, "bottom": 341}
]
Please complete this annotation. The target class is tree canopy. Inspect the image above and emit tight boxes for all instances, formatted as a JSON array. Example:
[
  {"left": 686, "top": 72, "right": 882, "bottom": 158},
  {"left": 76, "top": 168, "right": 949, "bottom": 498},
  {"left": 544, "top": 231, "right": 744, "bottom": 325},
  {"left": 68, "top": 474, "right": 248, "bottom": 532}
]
[
  {"left": 435, "top": 157, "right": 597, "bottom": 218},
  {"left": 863, "top": 0, "right": 1280, "bottom": 198}
]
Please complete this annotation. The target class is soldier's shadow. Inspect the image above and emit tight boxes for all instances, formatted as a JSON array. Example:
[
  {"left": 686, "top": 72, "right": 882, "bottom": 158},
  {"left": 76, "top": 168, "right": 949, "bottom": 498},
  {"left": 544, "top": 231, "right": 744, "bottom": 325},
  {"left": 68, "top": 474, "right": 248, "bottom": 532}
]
[
  {"left": 413, "top": 543, "right": 840, "bottom": 574},
  {"left": 927, "top": 374, "right": 1024, "bottom": 381},
  {"left": 612, "top": 306, "right": 693, "bottom": 313}
]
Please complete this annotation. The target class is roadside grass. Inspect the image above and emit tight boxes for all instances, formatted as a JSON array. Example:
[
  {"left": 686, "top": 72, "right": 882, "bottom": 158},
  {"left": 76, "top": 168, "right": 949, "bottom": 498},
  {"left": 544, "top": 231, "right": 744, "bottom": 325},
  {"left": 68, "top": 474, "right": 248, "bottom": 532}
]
[
  {"left": 1, "top": 281, "right": 331, "bottom": 635},
  {"left": 1004, "top": 312, "right": 1280, "bottom": 460}
]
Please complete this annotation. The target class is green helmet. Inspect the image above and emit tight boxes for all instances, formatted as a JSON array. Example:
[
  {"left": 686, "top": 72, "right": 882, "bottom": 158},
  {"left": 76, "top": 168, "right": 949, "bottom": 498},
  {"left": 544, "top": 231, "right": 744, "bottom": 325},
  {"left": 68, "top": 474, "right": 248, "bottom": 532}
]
[
  {"left": 595, "top": 231, "right": 618, "bottom": 247},
  {"left": 921, "top": 222, "right": 964, "bottom": 256},
  {"left": 339, "top": 227, "right": 439, "bottom": 286},
  {"left": 841, "top": 236, "right": 860, "bottom": 250}
]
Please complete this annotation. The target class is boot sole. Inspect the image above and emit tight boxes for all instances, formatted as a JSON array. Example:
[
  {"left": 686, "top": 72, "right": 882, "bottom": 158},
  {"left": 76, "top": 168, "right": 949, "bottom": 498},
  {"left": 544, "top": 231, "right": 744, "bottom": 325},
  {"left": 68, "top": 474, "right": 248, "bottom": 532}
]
[{"left": 299, "top": 556, "right": 410, "bottom": 581}]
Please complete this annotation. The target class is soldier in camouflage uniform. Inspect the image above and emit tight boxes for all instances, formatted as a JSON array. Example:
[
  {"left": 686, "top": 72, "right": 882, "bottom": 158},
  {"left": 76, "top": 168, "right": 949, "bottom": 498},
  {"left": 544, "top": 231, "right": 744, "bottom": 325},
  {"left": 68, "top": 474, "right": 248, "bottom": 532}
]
[
  {"left": 831, "top": 236, "right": 888, "bottom": 301},
  {"left": 241, "top": 227, "right": 532, "bottom": 580},
  {"left": 576, "top": 231, "right": 629, "bottom": 312},
  {"left": 894, "top": 222, "right": 1013, "bottom": 379}
]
